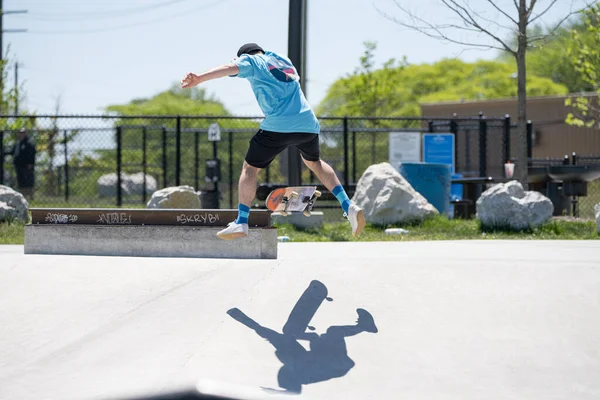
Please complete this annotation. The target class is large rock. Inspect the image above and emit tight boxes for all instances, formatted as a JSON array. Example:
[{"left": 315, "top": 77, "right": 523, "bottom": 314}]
[
  {"left": 146, "top": 186, "right": 201, "bottom": 209},
  {"left": 98, "top": 173, "right": 157, "bottom": 197},
  {"left": 595, "top": 203, "right": 600, "bottom": 235},
  {"left": 352, "top": 162, "right": 438, "bottom": 225},
  {"left": 0, "top": 185, "right": 29, "bottom": 223},
  {"left": 128, "top": 172, "right": 157, "bottom": 195},
  {"left": 477, "top": 180, "right": 554, "bottom": 230},
  {"left": 97, "top": 173, "right": 132, "bottom": 197}
]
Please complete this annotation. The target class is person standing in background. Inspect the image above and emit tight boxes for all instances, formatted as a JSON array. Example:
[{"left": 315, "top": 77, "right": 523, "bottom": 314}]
[{"left": 8, "top": 128, "right": 37, "bottom": 200}]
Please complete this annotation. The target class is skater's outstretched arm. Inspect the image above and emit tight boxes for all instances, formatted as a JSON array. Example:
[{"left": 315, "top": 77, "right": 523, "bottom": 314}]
[{"left": 181, "top": 63, "right": 239, "bottom": 88}]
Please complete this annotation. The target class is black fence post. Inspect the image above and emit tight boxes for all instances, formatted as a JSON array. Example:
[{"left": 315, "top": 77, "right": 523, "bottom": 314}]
[
  {"left": 352, "top": 130, "right": 357, "bottom": 183},
  {"left": 161, "top": 125, "right": 167, "bottom": 188},
  {"left": 116, "top": 126, "right": 122, "bottom": 207},
  {"left": 142, "top": 126, "right": 147, "bottom": 204},
  {"left": 213, "top": 139, "right": 219, "bottom": 209},
  {"left": 449, "top": 115, "right": 458, "bottom": 173},
  {"left": 194, "top": 130, "right": 199, "bottom": 191},
  {"left": 478, "top": 113, "right": 487, "bottom": 177},
  {"left": 0, "top": 130, "right": 4, "bottom": 185},
  {"left": 228, "top": 131, "right": 233, "bottom": 208},
  {"left": 176, "top": 116, "right": 181, "bottom": 186},
  {"left": 503, "top": 114, "right": 511, "bottom": 164},
  {"left": 63, "top": 130, "right": 69, "bottom": 202},
  {"left": 526, "top": 120, "right": 533, "bottom": 163},
  {"left": 428, "top": 120, "right": 434, "bottom": 133},
  {"left": 343, "top": 117, "right": 349, "bottom": 187}
]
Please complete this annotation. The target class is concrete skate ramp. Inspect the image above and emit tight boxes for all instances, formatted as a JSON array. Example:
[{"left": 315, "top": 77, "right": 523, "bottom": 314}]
[{"left": 0, "top": 241, "right": 599, "bottom": 400}]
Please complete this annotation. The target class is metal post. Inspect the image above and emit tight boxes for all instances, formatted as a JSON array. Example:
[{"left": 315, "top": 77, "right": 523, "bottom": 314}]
[
  {"left": 228, "top": 131, "right": 233, "bottom": 208},
  {"left": 161, "top": 125, "right": 167, "bottom": 188},
  {"left": 194, "top": 130, "right": 199, "bottom": 191},
  {"left": 449, "top": 117, "right": 458, "bottom": 173},
  {"left": 176, "top": 116, "right": 181, "bottom": 186},
  {"left": 0, "top": 130, "right": 4, "bottom": 185},
  {"left": 428, "top": 120, "right": 434, "bottom": 133},
  {"left": 142, "top": 126, "right": 147, "bottom": 203},
  {"left": 352, "top": 131, "right": 357, "bottom": 183},
  {"left": 478, "top": 114, "right": 487, "bottom": 177},
  {"left": 503, "top": 114, "right": 511, "bottom": 164},
  {"left": 63, "top": 130, "right": 69, "bottom": 202},
  {"left": 526, "top": 120, "right": 533, "bottom": 162},
  {"left": 286, "top": 0, "right": 307, "bottom": 187},
  {"left": 343, "top": 117, "right": 349, "bottom": 187},
  {"left": 116, "top": 126, "right": 122, "bottom": 206},
  {"left": 572, "top": 151, "right": 578, "bottom": 217},
  {"left": 213, "top": 140, "right": 219, "bottom": 209}
]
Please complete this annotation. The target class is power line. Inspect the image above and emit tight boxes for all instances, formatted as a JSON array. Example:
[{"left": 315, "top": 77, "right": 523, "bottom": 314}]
[{"left": 27, "top": 0, "right": 228, "bottom": 35}]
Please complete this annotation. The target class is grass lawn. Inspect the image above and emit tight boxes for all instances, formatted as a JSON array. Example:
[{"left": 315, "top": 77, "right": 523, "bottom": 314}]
[
  {"left": 274, "top": 216, "right": 599, "bottom": 242},
  {"left": 1, "top": 216, "right": 598, "bottom": 245}
]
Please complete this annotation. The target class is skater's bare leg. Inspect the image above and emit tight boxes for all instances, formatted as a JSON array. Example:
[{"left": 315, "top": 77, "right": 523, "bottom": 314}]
[
  {"left": 217, "top": 161, "right": 261, "bottom": 239},
  {"left": 302, "top": 156, "right": 365, "bottom": 237},
  {"left": 239, "top": 161, "right": 261, "bottom": 207},
  {"left": 301, "top": 157, "right": 341, "bottom": 192}
]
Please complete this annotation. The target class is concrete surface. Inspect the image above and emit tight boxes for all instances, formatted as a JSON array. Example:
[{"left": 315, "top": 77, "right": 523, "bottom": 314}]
[
  {"left": 271, "top": 211, "right": 324, "bottom": 229},
  {"left": 24, "top": 225, "right": 278, "bottom": 259},
  {"left": 1, "top": 240, "right": 599, "bottom": 400}
]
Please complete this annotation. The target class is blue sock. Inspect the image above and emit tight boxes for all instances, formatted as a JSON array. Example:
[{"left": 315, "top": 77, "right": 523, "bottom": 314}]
[
  {"left": 235, "top": 204, "right": 250, "bottom": 224},
  {"left": 332, "top": 185, "right": 351, "bottom": 214}
]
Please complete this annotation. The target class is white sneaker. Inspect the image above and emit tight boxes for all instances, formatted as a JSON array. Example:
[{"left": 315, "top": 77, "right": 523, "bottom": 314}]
[
  {"left": 216, "top": 221, "right": 248, "bottom": 240},
  {"left": 347, "top": 203, "right": 366, "bottom": 237}
]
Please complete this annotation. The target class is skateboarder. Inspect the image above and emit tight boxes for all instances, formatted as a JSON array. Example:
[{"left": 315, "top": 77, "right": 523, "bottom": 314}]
[{"left": 181, "top": 43, "right": 365, "bottom": 240}]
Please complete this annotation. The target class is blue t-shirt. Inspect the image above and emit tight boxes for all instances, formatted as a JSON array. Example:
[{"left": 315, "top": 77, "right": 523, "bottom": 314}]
[{"left": 233, "top": 51, "right": 320, "bottom": 134}]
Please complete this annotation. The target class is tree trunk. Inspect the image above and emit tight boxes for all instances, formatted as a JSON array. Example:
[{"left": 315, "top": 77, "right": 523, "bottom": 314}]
[{"left": 515, "top": 0, "right": 529, "bottom": 188}]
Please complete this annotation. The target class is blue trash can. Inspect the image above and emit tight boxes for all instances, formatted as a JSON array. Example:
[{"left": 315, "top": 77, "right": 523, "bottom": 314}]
[{"left": 399, "top": 162, "right": 452, "bottom": 215}]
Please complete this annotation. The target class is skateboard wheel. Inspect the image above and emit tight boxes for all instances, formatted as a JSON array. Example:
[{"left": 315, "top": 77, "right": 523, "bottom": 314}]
[
  {"left": 314, "top": 190, "right": 321, "bottom": 197},
  {"left": 303, "top": 210, "right": 311, "bottom": 217},
  {"left": 280, "top": 211, "right": 289, "bottom": 217},
  {"left": 290, "top": 191, "right": 299, "bottom": 199}
]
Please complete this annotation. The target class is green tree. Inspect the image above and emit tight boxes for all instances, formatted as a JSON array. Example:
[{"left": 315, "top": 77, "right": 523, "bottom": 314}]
[
  {"left": 499, "top": 16, "right": 594, "bottom": 93},
  {"left": 320, "top": 42, "right": 408, "bottom": 119},
  {"left": 106, "top": 85, "right": 229, "bottom": 116},
  {"left": 566, "top": 2, "right": 600, "bottom": 128},
  {"left": 318, "top": 57, "right": 567, "bottom": 118}
]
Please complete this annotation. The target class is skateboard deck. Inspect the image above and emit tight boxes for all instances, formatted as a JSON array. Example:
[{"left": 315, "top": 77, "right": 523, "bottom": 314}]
[
  {"left": 265, "top": 186, "right": 321, "bottom": 216},
  {"left": 282, "top": 280, "right": 331, "bottom": 336}
]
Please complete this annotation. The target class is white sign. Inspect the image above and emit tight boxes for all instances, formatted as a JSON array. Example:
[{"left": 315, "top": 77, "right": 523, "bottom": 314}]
[
  {"left": 208, "top": 123, "right": 221, "bottom": 142},
  {"left": 389, "top": 132, "right": 421, "bottom": 169}
]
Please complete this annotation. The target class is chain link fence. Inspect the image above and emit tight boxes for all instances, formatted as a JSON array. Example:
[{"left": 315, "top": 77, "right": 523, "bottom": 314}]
[{"left": 1, "top": 114, "right": 599, "bottom": 218}]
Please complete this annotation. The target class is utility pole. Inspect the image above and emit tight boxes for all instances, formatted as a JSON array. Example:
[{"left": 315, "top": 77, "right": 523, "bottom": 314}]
[
  {"left": 0, "top": 0, "right": 27, "bottom": 113},
  {"left": 287, "top": 0, "right": 307, "bottom": 186}
]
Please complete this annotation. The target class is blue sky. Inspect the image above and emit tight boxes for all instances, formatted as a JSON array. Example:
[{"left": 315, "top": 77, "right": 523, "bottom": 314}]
[{"left": 7, "top": 0, "right": 585, "bottom": 116}]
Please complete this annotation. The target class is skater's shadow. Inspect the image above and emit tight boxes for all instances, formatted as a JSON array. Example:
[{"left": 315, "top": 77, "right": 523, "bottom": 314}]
[{"left": 227, "top": 280, "right": 378, "bottom": 394}]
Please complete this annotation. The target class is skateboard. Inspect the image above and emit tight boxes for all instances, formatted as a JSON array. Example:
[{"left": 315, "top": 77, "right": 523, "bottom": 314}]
[
  {"left": 265, "top": 186, "right": 322, "bottom": 216},
  {"left": 282, "top": 280, "right": 332, "bottom": 335}
]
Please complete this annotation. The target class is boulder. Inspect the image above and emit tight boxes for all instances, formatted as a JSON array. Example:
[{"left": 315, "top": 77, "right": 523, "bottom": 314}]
[
  {"left": 98, "top": 173, "right": 157, "bottom": 197},
  {"left": 476, "top": 180, "right": 554, "bottom": 230},
  {"left": 97, "top": 173, "right": 132, "bottom": 197},
  {"left": 146, "top": 186, "right": 201, "bottom": 209},
  {"left": 128, "top": 173, "right": 157, "bottom": 195},
  {"left": 0, "top": 185, "right": 29, "bottom": 223},
  {"left": 595, "top": 203, "right": 600, "bottom": 235},
  {"left": 351, "top": 162, "right": 438, "bottom": 225}
]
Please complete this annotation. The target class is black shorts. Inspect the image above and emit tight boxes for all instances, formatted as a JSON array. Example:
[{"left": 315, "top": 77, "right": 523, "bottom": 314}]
[{"left": 245, "top": 129, "right": 320, "bottom": 169}]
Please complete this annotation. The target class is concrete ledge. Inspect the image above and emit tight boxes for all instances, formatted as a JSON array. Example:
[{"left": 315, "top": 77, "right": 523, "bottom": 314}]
[
  {"left": 271, "top": 211, "right": 324, "bottom": 229},
  {"left": 24, "top": 225, "right": 278, "bottom": 259}
]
